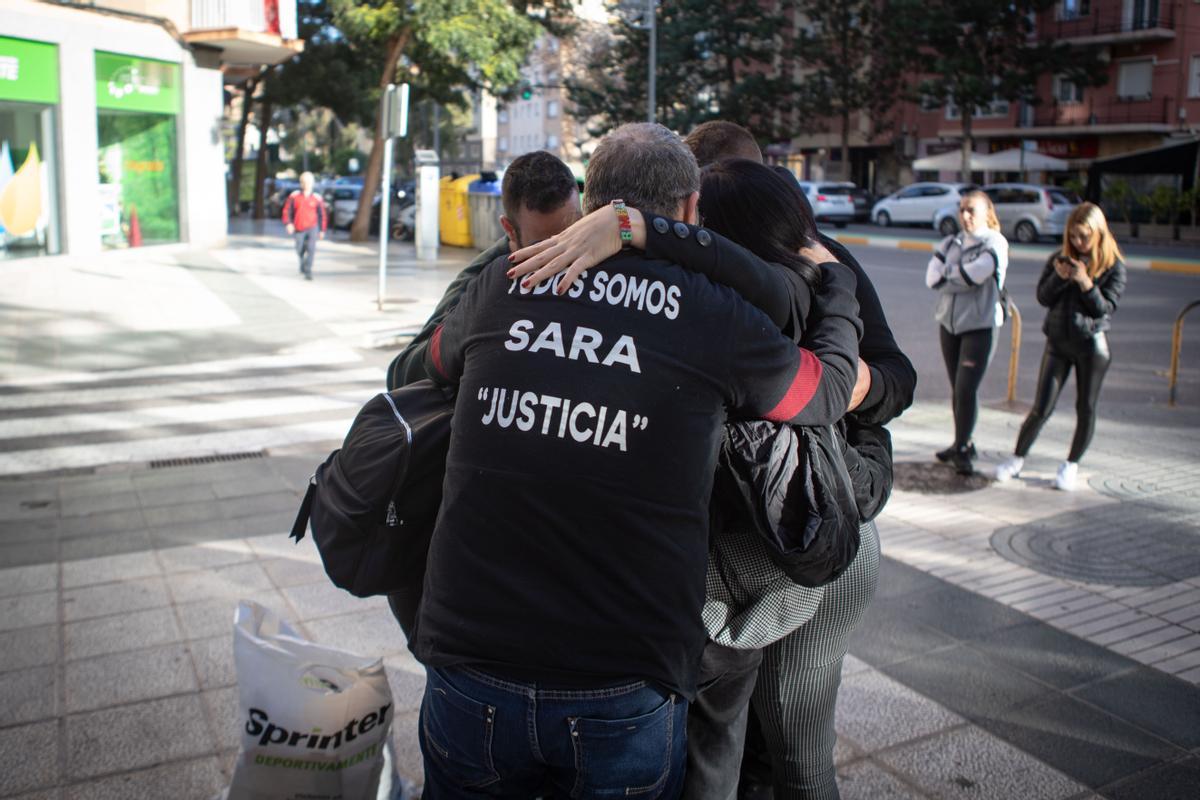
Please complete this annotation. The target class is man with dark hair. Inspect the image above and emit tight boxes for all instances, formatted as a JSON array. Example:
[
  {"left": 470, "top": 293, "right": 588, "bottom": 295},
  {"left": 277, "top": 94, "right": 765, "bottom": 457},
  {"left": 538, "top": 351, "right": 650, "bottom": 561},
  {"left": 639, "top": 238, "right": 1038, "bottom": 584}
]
[
  {"left": 684, "top": 120, "right": 764, "bottom": 168},
  {"left": 410, "top": 123, "right": 862, "bottom": 796},
  {"left": 387, "top": 151, "right": 581, "bottom": 389}
]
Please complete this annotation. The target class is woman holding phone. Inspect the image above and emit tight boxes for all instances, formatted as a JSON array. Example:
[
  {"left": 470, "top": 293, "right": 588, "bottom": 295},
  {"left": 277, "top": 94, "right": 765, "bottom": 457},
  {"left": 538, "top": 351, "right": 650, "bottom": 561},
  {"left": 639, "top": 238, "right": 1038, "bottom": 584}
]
[{"left": 993, "top": 203, "right": 1126, "bottom": 490}]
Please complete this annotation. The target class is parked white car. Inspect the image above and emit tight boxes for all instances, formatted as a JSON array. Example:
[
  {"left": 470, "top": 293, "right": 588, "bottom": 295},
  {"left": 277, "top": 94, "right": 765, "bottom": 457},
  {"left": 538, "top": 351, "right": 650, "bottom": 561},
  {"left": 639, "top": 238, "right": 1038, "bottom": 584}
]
[
  {"left": 797, "top": 181, "right": 856, "bottom": 228},
  {"left": 932, "top": 184, "right": 1081, "bottom": 242},
  {"left": 872, "top": 182, "right": 976, "bottom": 227}
]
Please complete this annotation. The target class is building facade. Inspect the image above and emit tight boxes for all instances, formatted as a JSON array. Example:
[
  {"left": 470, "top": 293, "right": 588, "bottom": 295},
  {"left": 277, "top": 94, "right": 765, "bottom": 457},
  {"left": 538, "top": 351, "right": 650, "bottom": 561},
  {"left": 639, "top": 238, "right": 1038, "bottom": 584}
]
[
  {"left": 785, "top": 0, "right": 1200, "bottom": 194},
  {"left": 0, "top": 0, "right": 299, "bottom": 261}
]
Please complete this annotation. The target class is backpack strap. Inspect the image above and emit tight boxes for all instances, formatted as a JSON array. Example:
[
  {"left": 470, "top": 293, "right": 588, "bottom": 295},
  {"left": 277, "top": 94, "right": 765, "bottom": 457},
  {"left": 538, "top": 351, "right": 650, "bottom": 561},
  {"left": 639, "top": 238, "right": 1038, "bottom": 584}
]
[{"left": 290, "top": 476, "right": 316, "bottom": 542}]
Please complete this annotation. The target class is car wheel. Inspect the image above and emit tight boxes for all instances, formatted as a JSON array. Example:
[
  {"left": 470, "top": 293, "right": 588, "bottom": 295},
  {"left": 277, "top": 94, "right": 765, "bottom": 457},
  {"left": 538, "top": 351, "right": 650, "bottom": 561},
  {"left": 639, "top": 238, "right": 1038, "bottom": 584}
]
[
  {"left": 876, "top": 211, "right": 891, "bottom": 227},
  {"left": 938, "top": 217, "right": 959, "bottom": 237},
  {"left": 1015, "top": 221, "right": 1037, "bottom": 244}
]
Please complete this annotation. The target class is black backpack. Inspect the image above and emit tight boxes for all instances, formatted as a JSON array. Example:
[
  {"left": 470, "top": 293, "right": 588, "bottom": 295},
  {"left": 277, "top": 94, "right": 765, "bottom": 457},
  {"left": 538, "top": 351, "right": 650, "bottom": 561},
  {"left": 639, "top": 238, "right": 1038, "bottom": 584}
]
[
  {"left": 713, "top": 420, "right": 861, "bottom": 587},
  {"left": 290, "top": 380, "right": 453, "bottom": 619}
]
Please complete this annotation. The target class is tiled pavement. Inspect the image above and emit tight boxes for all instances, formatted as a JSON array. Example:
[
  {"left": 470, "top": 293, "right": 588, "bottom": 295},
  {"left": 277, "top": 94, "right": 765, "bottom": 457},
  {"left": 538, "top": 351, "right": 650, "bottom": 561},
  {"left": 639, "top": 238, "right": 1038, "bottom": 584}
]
[{"left": 3, "top": 232, "right": 1199, "bottom": 797}]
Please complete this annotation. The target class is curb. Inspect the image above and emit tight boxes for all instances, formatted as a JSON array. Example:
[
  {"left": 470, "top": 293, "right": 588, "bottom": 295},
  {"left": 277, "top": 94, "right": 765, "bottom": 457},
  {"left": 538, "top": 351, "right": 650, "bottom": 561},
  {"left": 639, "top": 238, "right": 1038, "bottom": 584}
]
[{"left": 830, "top": 232, "right": 1200, "bottom": 275}]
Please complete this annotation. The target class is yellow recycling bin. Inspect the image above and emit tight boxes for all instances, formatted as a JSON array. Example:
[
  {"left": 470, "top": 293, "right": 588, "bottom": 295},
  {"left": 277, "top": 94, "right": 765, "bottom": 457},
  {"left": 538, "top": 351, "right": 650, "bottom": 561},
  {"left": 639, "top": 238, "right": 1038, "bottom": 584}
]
[{"left": 439, "top": 174, "right": 479, "bottom": 247}]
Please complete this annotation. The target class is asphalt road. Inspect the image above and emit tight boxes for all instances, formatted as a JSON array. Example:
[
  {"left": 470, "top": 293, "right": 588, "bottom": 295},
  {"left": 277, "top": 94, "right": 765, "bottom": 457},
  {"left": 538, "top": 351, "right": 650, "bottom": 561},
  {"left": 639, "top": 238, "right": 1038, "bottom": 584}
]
[
  {"left": 824, "top": 221, "right": 1200, "bottom": 261},
  {"left": 837, "top": 242, "right": 1200, "bottom": 427}
]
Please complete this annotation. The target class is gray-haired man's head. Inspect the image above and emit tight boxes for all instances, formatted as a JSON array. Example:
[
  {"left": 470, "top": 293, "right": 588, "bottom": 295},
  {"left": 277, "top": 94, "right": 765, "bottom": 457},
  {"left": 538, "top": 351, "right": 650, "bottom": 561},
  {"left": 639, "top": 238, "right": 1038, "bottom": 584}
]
[{"left": 584, "top": 123, "right": 700, "bottom": 221}]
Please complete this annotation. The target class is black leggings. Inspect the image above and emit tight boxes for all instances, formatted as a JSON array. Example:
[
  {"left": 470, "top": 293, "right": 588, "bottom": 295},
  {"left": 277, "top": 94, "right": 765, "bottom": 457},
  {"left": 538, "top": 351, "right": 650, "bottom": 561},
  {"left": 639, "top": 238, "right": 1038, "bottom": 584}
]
[
  {"left": 1014, "top": 334, "right": 1111, "bottom": 463},
  {"left": 939, "top": 326, "right": 996, "bottom": 449}
]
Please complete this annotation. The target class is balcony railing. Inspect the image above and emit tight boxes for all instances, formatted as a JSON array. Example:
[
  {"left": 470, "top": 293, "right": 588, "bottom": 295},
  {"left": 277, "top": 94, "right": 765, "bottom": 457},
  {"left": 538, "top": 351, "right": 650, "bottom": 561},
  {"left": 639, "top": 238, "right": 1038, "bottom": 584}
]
[
  {"left": 1024, "top": 96, "right": 1172, "bottom": 128},
  {"left": 1046, "top": 2, "right": 1173, "bottom": 40},
  {"left": 191, "top": 0, "right": 297, "bottom": 40}
]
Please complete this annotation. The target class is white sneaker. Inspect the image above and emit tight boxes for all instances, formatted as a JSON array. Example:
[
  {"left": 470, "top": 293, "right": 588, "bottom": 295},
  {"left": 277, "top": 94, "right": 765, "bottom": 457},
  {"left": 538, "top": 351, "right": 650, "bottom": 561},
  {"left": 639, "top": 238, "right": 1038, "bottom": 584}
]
[
  {"left": 1054, "top": 461, "right": 1078, "bottom": 491},
  {"left": 993, "top": 455, "right": 1024, "bottom": 482}
]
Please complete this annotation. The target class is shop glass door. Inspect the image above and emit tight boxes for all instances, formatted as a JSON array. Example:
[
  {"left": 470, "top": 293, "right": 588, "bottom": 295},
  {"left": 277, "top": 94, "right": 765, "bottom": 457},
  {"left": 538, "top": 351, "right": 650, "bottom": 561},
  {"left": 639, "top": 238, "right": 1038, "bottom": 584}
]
[{"left": 94, "top": 52, "right": 181, "bottom": 248}]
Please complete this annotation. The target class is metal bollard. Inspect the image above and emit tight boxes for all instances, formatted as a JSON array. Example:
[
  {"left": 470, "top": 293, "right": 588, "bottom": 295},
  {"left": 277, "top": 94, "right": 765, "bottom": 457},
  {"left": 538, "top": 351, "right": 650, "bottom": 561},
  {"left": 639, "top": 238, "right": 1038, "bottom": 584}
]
[
  {"left": 1007, "top": 300, "right": 1022, "bottom": 405},
  {"left": 1168, "top": 299, "right": 1200, "bottom": 407}
]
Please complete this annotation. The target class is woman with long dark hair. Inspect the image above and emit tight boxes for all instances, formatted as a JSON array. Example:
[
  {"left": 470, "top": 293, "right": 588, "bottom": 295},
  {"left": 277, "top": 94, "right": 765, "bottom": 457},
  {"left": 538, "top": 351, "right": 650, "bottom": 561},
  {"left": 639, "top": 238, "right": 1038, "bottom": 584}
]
[
  {"left": 993, "top": 202, "right": 1126, "bottom": 490},
  {"left": 510, "top": 158, "right": 893, "bottom": 800}
]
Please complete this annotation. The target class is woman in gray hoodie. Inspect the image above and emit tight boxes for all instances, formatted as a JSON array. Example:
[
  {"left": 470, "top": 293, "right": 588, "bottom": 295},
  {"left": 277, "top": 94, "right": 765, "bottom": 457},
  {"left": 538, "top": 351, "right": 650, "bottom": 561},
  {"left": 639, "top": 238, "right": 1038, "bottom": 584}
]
[{"left": 925, "top": 190, "right": 1010, "bottom": 474}]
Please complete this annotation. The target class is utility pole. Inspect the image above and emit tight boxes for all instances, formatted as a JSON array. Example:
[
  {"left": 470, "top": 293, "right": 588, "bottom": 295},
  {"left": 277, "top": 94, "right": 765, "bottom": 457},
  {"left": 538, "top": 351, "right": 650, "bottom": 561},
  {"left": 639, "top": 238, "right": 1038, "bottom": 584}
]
[{"left": 647, "top": 0, "right": 656, "bottom": 123}]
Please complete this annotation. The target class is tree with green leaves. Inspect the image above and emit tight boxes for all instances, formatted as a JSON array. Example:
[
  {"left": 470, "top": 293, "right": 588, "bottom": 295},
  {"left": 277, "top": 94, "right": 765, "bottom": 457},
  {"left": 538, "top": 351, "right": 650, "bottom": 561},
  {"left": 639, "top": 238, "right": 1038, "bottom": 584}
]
[
  {"left": 330, "top": 0, "right": 544, "bottom": 241},
  {"left": 567, "top": 0, "right": 799, "bottom": 142},
  {"left": 792, "top": 0, "right": 904, "bottom": 181},
  {"left": 888, "top": 0, "right": 1107, "bottom": 180}
]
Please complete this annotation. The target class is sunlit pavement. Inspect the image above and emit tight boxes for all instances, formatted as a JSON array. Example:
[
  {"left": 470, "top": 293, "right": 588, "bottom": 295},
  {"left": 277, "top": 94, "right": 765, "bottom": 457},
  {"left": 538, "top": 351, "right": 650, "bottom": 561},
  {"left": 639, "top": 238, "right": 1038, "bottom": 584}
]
[{"left": 1, "top": 227, "right": 1197, "bottom": 798}]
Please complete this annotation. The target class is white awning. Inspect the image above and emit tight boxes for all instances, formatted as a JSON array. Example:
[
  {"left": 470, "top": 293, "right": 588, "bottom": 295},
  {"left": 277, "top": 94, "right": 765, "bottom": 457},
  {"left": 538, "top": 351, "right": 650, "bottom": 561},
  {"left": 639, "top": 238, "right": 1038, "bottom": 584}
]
[
  {"left": 911, "top": 150, "right": 993, "bottom": 171},
  {"left": 979, "top": 148, "right": 1070, "bottom": 172}
]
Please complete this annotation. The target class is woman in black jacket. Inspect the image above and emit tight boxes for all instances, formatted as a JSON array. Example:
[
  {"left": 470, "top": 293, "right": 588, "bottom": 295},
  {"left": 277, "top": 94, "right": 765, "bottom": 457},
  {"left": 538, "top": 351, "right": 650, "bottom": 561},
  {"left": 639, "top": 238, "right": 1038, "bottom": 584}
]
[{"left": 993, "top": 202, "right": 1127, "bottom": 491}]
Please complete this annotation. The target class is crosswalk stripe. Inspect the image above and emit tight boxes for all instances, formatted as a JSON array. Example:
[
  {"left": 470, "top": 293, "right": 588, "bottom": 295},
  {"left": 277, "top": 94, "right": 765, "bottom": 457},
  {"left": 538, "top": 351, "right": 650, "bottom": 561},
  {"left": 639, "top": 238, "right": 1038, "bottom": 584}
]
[
  {"left": 1, "top": 347, "right": 364, "bottom": 389},
  {"left": 0, "top": 367, "right": 385, "bottom": 412},
  {"left": 0, "top": 419, "right": 355, "bottom": 476},
  {"left": 0, "top": 391, "right": 376, "bottom": 440}
]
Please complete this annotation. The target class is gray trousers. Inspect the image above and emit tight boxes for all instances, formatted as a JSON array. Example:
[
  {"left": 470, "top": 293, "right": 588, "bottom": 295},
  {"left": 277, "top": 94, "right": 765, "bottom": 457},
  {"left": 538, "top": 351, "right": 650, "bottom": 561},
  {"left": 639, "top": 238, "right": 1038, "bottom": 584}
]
[
  {"left": 683, "top": 522, "right": 881, "bottom": 800},
  {"left": 294, "top": 227, "right": 318, "bottom": 275}
]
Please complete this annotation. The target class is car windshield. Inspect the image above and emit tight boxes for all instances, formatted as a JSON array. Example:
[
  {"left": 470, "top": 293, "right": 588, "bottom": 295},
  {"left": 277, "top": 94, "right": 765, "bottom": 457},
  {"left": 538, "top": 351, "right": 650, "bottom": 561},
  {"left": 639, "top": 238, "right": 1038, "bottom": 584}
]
[{"left": 817, "top": 185, "right": 852, "bottom": 195}]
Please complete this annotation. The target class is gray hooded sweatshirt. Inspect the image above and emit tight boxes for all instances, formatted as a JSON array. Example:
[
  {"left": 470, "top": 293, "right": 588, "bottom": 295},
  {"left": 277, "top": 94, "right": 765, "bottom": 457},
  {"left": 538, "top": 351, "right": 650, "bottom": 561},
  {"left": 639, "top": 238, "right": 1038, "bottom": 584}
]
[{"left": 925, "top": 228, "right": 1010, "bottom": 334}]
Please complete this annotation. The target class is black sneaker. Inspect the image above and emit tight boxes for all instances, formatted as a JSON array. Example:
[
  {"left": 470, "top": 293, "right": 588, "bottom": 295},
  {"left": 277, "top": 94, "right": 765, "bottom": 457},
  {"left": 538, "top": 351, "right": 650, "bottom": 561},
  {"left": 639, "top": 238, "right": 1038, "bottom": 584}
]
[
  {"left": 936, "top": 442, "right": 975, "bottom": 463},
  {"left": 948, "top": 445, "right": 975, "bottom": 475}
]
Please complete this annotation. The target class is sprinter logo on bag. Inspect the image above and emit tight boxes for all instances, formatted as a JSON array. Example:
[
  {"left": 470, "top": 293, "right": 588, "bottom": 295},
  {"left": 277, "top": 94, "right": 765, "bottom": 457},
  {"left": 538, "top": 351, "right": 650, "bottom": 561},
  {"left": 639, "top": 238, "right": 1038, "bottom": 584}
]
[{"left": 245, "top": 705, "right": 392, "bottom": 750}]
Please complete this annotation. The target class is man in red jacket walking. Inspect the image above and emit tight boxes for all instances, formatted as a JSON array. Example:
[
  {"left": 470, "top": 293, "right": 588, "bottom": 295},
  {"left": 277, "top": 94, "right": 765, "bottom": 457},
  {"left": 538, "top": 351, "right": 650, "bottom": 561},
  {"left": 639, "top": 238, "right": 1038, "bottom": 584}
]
[{"left": 282, "top": 171, "right": 327, "bottom": 280}]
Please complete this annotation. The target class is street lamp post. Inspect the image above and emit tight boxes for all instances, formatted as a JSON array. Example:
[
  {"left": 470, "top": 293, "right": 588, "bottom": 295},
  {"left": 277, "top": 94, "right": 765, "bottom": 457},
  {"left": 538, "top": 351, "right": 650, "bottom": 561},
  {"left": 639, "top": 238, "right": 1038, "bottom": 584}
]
[{"left": 647, "top": 0, "right": 656, "bottom": 123}]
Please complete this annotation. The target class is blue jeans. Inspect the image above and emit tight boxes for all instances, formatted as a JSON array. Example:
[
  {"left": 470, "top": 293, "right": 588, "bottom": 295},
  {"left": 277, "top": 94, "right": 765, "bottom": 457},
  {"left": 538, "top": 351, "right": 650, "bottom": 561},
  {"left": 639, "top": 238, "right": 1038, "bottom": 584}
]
[{"left": 420, "top": 665, "right": 687, "bottom": 799}]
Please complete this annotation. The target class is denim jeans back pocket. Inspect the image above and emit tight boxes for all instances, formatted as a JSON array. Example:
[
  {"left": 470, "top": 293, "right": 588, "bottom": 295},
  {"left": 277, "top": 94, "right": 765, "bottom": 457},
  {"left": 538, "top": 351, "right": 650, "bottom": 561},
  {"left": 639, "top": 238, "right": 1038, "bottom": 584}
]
[
  {"left": 422, "top": 667, "right": 501, "bottom": 789},
  {"left": 569, "top": 693, "right": 677, "bottom": 798}
]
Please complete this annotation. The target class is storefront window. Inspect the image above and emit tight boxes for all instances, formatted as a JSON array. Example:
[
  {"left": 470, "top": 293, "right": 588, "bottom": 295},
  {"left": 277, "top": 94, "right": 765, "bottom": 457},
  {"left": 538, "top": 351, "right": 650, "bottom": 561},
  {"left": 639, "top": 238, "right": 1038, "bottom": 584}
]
[
  {"left": 0, "top": 35, "right": 62, "bottom": 261},
  {"left": 94, "top": 52, "right": 181, "bottom": 248}
]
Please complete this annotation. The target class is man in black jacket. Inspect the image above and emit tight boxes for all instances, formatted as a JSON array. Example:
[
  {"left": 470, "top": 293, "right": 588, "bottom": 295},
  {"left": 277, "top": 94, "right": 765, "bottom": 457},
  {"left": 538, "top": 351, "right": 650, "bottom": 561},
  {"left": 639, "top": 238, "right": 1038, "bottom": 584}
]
[
  {"left": 411, "top": 123, "right": 861, "bottom": 798},
  {"left": 386, "top": 151, "right": 582, "bottom": 389},
  {"left": 678, "top": 120, "right": 916, "bottom": 798}
]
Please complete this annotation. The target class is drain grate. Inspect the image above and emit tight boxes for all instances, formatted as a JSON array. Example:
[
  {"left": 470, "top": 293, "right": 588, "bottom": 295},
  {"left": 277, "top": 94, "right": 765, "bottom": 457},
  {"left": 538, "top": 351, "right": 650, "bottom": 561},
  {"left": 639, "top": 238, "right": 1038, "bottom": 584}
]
[{"left": 149, "top": 451, "right": 265, "bottom": 469}]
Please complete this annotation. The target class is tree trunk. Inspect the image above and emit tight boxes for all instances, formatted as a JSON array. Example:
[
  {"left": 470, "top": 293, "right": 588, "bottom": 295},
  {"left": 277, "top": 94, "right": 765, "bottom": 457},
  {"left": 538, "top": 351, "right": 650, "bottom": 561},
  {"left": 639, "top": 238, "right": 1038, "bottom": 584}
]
[
  {"left": 228, "top": 78, "right": 256, "bottom": 216},
  {"left": 350, "top": 29, "right": 411, "bottom": 243},
  {"left": 253, "top": 96, "right": 274, "bottom": 219},
  {"left": 960, "top": 110, "right": 974, "bottom": 183},
  {"left": 840, "top": 109, "right": 851, "bottom": 183}
]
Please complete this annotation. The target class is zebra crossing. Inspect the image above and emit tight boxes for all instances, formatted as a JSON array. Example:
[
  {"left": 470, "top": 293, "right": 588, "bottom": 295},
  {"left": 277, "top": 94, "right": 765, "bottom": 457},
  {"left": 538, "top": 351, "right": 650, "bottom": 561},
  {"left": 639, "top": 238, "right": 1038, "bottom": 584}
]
[{"left": 0, "top": 347, "right": 387, "bottom": 477}]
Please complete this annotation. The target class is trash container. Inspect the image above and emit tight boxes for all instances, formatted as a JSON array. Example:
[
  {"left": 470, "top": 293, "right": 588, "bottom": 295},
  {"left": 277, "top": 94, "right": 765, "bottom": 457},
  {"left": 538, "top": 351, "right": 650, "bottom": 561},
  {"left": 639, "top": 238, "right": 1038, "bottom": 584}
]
[
  {"left": 468, "top": 174, "right": 504, "bottom": 248},
  {"left": 439, "top": 174, "right": 478, "bottom": 247}
]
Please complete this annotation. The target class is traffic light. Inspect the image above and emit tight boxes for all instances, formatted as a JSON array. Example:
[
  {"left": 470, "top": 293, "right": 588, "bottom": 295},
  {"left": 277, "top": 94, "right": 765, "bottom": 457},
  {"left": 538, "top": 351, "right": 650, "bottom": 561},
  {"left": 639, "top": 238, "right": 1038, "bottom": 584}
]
[{"left": 520, "top": 82, "right": 533, "bottom": 100}]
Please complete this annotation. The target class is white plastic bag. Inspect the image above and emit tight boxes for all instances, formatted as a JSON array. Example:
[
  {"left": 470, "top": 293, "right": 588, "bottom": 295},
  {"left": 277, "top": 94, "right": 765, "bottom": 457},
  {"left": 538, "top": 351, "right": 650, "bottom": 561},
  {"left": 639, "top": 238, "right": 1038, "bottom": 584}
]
[{"left": 225, "top": 600, "right": 395, "bottom": 800}]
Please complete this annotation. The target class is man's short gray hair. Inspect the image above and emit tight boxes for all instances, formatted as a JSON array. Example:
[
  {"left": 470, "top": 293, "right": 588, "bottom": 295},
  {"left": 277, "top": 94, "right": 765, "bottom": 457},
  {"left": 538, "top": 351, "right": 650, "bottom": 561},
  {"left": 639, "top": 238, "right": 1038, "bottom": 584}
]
[{"left": 584, "top": 123, "right": 699, "bottom": 218}]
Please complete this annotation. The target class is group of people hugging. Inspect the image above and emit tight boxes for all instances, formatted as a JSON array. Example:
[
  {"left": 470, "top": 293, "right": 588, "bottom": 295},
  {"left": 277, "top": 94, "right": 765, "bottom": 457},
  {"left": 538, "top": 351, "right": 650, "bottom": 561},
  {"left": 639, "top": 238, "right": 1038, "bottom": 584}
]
[{"left": 383, "top": 117, "right": 1126, "bottom": 799}]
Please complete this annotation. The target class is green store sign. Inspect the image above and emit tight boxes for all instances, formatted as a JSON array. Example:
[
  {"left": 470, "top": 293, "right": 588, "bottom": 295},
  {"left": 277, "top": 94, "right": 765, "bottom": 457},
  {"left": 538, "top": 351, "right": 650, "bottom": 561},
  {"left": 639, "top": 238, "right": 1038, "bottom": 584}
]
[
  {"left": 0, "top": 36, "right": 60, "bottom": 105},
  {"left": 94, "top": 52, "right": 180, "bottom": 115}
]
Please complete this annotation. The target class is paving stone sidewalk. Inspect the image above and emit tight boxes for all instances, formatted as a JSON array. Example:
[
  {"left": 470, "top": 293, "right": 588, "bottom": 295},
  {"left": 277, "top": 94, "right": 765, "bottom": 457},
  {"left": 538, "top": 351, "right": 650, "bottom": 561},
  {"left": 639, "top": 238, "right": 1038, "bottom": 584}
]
[{"left": 3, "top": 230, "right": 1198, "bottom": 797}]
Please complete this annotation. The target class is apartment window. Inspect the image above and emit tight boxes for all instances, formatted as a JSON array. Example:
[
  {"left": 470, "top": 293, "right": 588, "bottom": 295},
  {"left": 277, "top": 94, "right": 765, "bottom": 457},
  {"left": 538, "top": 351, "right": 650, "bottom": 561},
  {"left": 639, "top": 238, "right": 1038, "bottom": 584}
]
[
  {"left": 945, "top": 96, "right": 1010, "bottom": 119},
  {"left": 498, "top": 137, "right": 508, "bottom": 152},
  {"left": 498, "top": 109, "right": 508, "bottom": 123},
  {"left": 1054, "top": 75, "right": 1084, "bottom": 104},
  {"left": 1117, "top": 58, "right": 1154, "bottom": 100},
  {"left": 547, "top": 134, "right": 559, "bottom": 149},
  {"left": 1190, "top": 56, "right": 1200, "bottom": 98},
  {"left": 547, "top": 100, "right": 559, "bottom": 118},
  {"left": 1059, "top": 0, "right": 1090, "bottom": 19}
]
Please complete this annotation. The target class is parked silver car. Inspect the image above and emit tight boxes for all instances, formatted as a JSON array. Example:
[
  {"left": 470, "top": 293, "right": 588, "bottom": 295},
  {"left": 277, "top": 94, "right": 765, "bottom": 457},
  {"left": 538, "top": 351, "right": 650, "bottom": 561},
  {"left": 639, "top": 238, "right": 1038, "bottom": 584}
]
[
  {"left": 871, "top": 182, "right": 976, "bottom": 227},
  {"left": 933, "top": 184, "right": 1081, "bottom": 242},
  {"left": 797, "top": 181, "right": 856, "bottom": 228}
]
